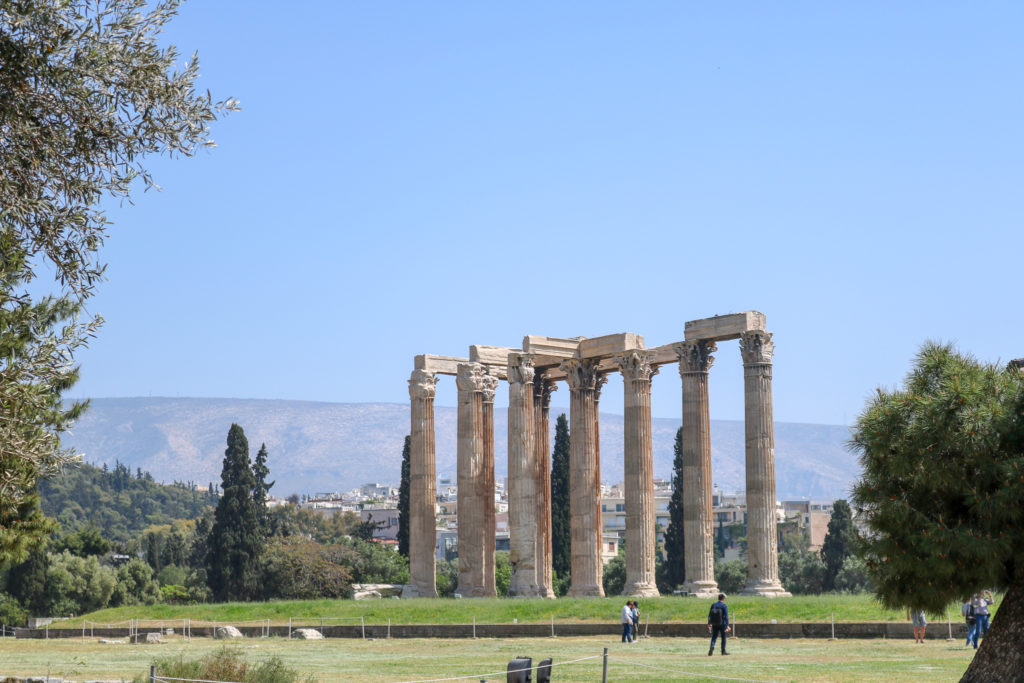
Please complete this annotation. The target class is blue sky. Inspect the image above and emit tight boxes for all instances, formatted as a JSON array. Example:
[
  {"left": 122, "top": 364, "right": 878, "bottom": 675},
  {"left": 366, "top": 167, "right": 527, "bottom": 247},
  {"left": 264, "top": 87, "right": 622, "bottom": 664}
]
[{"left": 68, "top": 2, "right": 1024, "bottom": 426}]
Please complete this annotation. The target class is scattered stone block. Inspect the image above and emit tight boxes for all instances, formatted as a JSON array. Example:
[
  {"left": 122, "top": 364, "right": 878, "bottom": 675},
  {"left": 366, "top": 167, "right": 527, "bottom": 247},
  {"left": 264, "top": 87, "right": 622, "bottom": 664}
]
[
  {"left": 351, "top": 583, "right": 404, "bottom": 600},
  {"left": 145, "top": 632, "right": 164, "bottom": 643},
  {"left": 216, "top": 625, "right": 243, "bottom": 639},
  {"left": 292, "top": 628, "right": 324, "bottom": 640}
]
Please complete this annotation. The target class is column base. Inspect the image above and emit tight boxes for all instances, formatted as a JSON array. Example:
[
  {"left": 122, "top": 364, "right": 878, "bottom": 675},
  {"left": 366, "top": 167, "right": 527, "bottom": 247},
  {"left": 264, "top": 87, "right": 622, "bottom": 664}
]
[
  {"left": 740, "top": 579, "right": 791, "bottom": 598},
  {"left": 623, "top": 581, "right": 661, "bottom": 598},
  {"left": 404, "top": 584, "right": 437, "bottom": 599},
  {"left": 508, "top": 576, "right": 544, "bottom": 598},
  {"left": 567, "top": 583, "right": 605, "bottom": 597},
  {"left": 538, "top": 585, "right": 556, "bottom": 599},
  {"left": 682, "top": 579, "right": 720, "bottom": 598}
]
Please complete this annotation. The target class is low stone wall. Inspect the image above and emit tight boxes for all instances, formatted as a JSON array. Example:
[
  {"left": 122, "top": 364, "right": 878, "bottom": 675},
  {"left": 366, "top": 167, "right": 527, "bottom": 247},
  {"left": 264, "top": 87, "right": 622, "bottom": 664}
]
[{"left": 14, "top": 621, "right": 970, "bottom": 640}]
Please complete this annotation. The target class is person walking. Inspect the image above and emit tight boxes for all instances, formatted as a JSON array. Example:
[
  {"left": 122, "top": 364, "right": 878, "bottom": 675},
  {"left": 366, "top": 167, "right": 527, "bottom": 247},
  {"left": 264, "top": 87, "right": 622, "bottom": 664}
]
[
  {"left": 621, "top": 600, "right": 633, "bottom": 643},
  {"left": 962, "top": 598, "right": 977, "bottom": 649},
  {"left": 907, "top": 607, "right": 927, "bottom": 643},
  {"left": 707, "top": 593, "right": 730, "bottom": 656},
  {"left": 973, "top": 591, "right": 994, "bottom": 644},
  {"left": 631, "top": 601, "right": 641, "bottom": 642}
]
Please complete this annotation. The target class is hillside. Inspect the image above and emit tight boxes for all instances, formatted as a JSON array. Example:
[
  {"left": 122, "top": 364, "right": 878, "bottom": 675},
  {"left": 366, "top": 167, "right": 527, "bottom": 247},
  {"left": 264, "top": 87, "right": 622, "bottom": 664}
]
[{"left": 60, "top": 398, "right": 859, "bottom": 499}]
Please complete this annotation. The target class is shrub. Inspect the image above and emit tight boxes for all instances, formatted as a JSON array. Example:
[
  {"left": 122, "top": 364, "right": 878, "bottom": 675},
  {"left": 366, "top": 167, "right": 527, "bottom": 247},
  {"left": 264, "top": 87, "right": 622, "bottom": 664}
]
[{"left": 143, "top": 647, "right": 312, "bottom": 683}]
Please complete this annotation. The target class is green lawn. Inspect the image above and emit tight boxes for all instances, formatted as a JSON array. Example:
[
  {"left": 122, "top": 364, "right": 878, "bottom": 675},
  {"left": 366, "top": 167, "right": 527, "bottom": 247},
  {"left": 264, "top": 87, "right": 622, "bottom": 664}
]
[
  {"left": 65, "top": 593, "right": 979, "bottom": 629},
  {"left": 0, "top": 634, "right": 978, "bottom": 682}
]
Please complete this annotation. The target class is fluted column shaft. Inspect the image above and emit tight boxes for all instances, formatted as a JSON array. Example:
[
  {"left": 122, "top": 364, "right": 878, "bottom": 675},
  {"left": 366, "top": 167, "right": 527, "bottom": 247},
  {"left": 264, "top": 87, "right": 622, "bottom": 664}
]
[
  {"left": 562, "top": 358, "right": 606, "bottom": 597},
  {"left": 456, "top": 363, "right": 487, "bottom": 597},
  {"left": 617, "top": 351, "right": 660, "bottom": 597},
  {"left": 507, "top": 354, "right": 541, "bottom": 596},
  {"left": 409, "top": 369, "right": 439, "bottom": 598},
  {"left": 533, "top": 378, "right": 557, "bottom": 598},
  {"left": 739, "top": 331, "right": 790, "bottom": 597},
  {"left": 481, "top": 373, "right": 498, "bottom": 598},
  {"left": 675, "top": 341, "right": 719, "bottom": 598}
]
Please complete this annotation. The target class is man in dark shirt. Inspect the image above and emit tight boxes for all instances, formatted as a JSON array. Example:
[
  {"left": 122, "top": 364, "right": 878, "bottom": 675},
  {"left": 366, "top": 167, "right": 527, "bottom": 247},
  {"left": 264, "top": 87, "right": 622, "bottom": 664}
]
[{"left": 707, "top": 593, "right": 731, "bottom": 656}]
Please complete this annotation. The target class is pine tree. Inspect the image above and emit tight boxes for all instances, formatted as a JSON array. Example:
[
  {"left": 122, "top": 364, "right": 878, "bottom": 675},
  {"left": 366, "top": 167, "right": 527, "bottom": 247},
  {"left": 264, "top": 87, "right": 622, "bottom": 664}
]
[
  {"left": 550, "top": 413, "right": 571, "bottom": 582},
  {"left": 397, "top": 435, "right": 411, "bottom": 558},
  {"left": 851, "top": 343, "right": 1024, "bottom": 681},
  {"left": 820, "top": 499, "right": 856, "bottom": 591},
  {"left": 206, "top": 424, "right": 263, "bottom": 601},
  {"left": 664, "top": 427, "right": 686, "bottom": 589},
  {"left": 252, "top": 443, "right": 274, "bottom": 532}
]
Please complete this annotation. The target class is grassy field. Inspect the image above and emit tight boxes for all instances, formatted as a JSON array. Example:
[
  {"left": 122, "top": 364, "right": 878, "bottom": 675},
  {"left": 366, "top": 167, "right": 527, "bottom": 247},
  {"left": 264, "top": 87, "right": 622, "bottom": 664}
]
[
  {"left": 0, "top": 634, "right": 977, "bottom": 682},
  {"left": 65, "top": 593, "right": 981, "bottom": 629}
]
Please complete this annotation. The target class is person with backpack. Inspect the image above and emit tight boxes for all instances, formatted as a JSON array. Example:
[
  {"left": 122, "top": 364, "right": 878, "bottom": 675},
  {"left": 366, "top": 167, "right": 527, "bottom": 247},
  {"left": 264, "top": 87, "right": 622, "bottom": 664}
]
[
  {"left": 962, "top": 598, "right": 977, "bottom": 648},
  {"left": 707, "top": 593, "right": 730, "bottom": 656},
  {"left": 631, "top": 601, "right": 641, "bottom": 641}
]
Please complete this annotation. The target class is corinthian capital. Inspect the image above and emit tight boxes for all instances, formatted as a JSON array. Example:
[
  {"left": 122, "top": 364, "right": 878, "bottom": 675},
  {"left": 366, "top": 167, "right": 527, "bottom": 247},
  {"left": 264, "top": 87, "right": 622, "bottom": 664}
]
[
  {"left": 560, "top": 358, "right": 605, "bottom": 392},
  {"left": 481, "top": 372, "right": 499, "bottom": 404},
  {"left": 674, "top": 340, "right": 717, "bottom": 374},
  {"left": 456, "top": 362, "right": 486, "bottom": 393},
  {"left": 739, "top": 330, "right": 774, "bottom": 365},
  {"left": 615, "top": 350, "right": 659, "bottom": 382},
  {"left": 408, "top": 369, "right": 438, "bottom": 400},
  {"left": 533, "top": 376, "right": 557, "bottom": 408},
  {"left": 507, "top": 353, "right": 536, "bottom": 386}
]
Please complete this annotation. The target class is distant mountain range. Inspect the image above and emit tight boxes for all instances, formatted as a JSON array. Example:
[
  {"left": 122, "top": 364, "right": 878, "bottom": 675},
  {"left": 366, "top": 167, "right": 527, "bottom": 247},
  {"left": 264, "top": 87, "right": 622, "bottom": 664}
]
[{"left": 60, "top": 398, "right": 860, "bottom": 500}]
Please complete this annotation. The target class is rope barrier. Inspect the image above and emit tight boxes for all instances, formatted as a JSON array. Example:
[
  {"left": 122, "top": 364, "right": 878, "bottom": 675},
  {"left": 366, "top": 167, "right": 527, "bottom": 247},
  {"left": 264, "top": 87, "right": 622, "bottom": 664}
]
[
  {"left": 616, "top": 658, "right": 777, "bottom": 683},
  {"left": 385, "top": 653, "right": 605, "bottom": 683}
]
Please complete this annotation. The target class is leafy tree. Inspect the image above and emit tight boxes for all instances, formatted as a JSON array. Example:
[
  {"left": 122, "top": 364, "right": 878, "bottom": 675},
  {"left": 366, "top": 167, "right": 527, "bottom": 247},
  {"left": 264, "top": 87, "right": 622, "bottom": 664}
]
[
  {"left": 261, "top": 537, "right": 353, "bottom": 599},
  {"left": 397, "top": 435, "right": 411, "bottom": 558},
  {"left": 206, "top": 424, "right": 263, "bottom": 601},
  {"left": 252, "top": 443, "right": 273, "bottom": 532},
  {"left": 52, "top": 525, "right": 110, "bottom": 558},
  {"left": 0, "top": 0, "right": 235, "bottom": 562},
  {"left": 602, "top": 550, "right": 626, "bottom": 596},
  {"left": 663, "top": 427, "right": 686, "bottom": 589},
  {"left": 851, "top": 343, "right": 1024, "bottom": 680},
  {"left": 820, "top": 499, "right": 857, "bottom": 591},
  {"left": 550, "top": 413, "right": 571, "bottom": 581},
  {"left": 435, "top": 558, "right": 459, "bottom": 598},
  {"left": 494, "top": 550, "right": 512, "bottom": 597},
  {"left": 714, "top": 559, "right": 748, "bottom": 595},
  {"left": 0, "top": 592, "right": 27, "bottom": 627},
  {"left": 778, "top": 530, "right": 826, "bottom": 595},
  {"left": 110, "top": 557, "right": 159, "bottom": 607},
  {"left": 45, "top": 551, "right": 116, "bottom": 615},
  {"left": 833, "top": 555, "right": 873, "bottom": 593}
]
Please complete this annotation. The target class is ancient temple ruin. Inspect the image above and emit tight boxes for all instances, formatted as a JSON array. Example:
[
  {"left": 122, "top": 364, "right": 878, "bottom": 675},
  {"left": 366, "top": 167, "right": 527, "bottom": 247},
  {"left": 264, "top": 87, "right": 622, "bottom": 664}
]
[{"left": 407, "top": 311, "right": 790, "bottom": 599}]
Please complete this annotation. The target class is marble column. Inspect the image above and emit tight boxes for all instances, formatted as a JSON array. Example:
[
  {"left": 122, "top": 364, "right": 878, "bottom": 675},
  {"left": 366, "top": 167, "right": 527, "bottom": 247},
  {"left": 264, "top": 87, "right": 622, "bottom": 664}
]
[
  {"left": 408, "top": 368, "right": 439, "bottom": 598},
  {"left": 674, "top": 341, "right": 719, "bottom": 598},
  {"left": 561, "top": 358, "right": 606, "bottom": 597},
  {"left": 739, "top": 331, "right": 791, "bottom": 597},
  {"left": 616, "top": 351, "right": 660, "bottom": 597},
  {"left": 533, "top": 377, "right": 557, "bottom": 598},
  {"left": 456, "top": 362, "right": 487, "bottom": 597},
  {"left": 507, "top": 354, "right": 541, "bottom": 596},
  {"left": 481, "top": 371, "right": 499, "bottom": 598}
]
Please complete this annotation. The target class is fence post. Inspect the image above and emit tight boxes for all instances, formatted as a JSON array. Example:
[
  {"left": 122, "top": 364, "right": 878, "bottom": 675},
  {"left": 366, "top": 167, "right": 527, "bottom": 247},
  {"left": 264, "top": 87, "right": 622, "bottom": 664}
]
[
  {"left": 601, "top": 647, "right": 608, "bottom": 683},
  {"left": 550, "top": 615, "right": 554, "bottom": 638},
  {"left": 831, "top": 610, "right": 836, "bottom": 640},
  {"left": 150, "top": 664, "right": 157, "bottom": 683},
  {"left": 388, "top": 618, "right": 391, "bottom": 639},
  {"left": 288, "top": 617, "right": 292, "bottom": 640},
  {"left": 361, "top": 616, "right": 365, "bottom": 640},
  {"left": 473, "top": 616, "right": 476, "bottom": 639}
]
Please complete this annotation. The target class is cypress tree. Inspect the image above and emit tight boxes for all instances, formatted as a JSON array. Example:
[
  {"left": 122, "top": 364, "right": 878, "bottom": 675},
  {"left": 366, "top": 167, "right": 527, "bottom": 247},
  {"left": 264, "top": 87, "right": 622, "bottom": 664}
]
[
  {"left": 252, "top": 443, "right": 274, "bottom": 532},
  {"left": 550, "top": 413, "right": 571, "bottom": 582},
  {"left": 206, "top": 424, "right": 263, "bottom": 601},
  {"left": 397, "top": 435, "right": 411, "bottom": 558},
  {"left": 820, "top": 499, "right": 856, "bottom": 591},
  {"left": 664, "top": 426, "right": 686, "bottom": 588}
]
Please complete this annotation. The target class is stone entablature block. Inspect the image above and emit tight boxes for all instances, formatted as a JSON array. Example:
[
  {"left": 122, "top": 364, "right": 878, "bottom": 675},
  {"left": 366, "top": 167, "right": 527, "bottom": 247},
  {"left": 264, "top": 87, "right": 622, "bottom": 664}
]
[{"left": 684, "top": 311, "right": 766, "bottom": 342}]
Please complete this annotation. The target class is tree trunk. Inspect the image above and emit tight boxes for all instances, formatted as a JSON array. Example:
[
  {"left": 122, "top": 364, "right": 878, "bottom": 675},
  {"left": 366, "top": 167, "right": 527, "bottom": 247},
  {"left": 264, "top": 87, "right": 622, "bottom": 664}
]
[{"left": 961, "top": 573, "right": 1024, "bottom": 682}]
